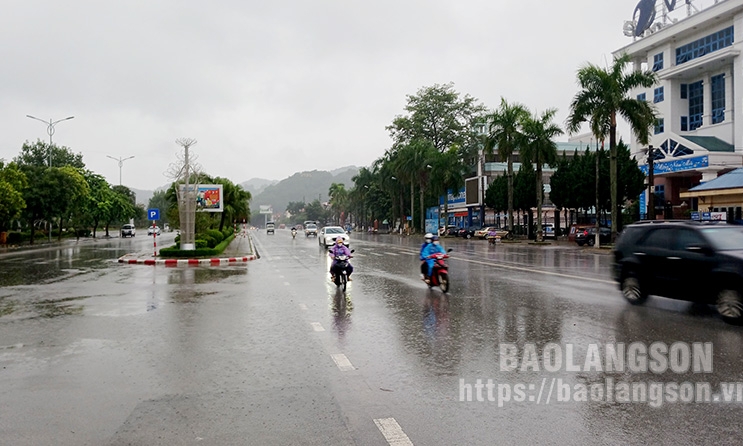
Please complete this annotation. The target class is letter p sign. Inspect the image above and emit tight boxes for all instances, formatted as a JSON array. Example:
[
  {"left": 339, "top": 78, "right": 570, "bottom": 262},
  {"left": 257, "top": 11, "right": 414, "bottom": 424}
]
[{"left": 147, "top": 209, "right": 160, "bottom": 221}]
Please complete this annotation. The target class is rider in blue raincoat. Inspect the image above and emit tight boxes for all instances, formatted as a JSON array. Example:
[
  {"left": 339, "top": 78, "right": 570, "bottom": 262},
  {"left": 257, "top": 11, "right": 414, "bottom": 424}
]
[{"left": 421, "top": 235, "right": 446, "bottom": 280}]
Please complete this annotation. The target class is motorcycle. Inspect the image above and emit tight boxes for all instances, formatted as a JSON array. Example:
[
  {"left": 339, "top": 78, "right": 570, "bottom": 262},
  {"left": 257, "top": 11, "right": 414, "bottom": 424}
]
[
  {"left": 331, "top": 249, "right": 354, "bottom": 291},
  {"left": 291, "top": 228, "right": 297, "bottom": 238},
  {"left": 425, "top": 248, "right": 452, "bottom": 293}
]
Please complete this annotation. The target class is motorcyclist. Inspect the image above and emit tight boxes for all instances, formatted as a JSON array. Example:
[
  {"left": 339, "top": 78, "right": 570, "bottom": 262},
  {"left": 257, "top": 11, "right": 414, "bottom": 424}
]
[
  {"left": 419, "top": 233, "right": 434, "bottom": 279},
  {"left": 421, "top": 235, "right": 446, "bottom": 282},
  {"left": 329, "top": 237, "right": 353, "bottom": 281},
  {"left": 291, "top": 227, "right": 297, "bottom": 237}
]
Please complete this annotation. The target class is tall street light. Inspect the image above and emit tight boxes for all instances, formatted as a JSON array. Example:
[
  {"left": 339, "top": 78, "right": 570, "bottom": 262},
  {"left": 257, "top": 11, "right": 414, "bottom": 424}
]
[
  {"left": 107, "top": 155, "right": 135, "bottom": 186},
  {"left": 26, "top": 115, "right": 75, "bottom": 167}
]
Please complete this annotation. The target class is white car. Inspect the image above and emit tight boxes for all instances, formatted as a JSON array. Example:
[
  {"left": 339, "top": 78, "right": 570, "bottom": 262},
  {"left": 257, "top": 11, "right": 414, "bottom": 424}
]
[
  {"left": 147, "top": 225, "right": 161, "bottom": 236},
  {"left": 319, "top": 226, "right": 349, "bottom": 247}
]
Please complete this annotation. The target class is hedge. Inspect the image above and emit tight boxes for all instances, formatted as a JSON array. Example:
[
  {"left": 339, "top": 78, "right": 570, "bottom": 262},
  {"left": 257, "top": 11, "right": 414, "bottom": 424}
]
[{"left": 159, "top": 233, "right": 236, "bottom": 258}]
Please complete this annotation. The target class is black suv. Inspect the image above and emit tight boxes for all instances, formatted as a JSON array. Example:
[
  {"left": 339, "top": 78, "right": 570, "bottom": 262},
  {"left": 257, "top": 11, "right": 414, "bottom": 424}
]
[{"left": 613, "top": 221, "right": 743, "bottom": 324}]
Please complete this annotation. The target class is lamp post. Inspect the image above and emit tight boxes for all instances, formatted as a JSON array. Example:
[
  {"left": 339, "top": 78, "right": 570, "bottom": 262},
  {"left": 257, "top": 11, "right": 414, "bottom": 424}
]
[
  {"left": 26, "top": 115, "right": 75, "bottom": 167},
  {"left": 647, "top": 145, "right": 656, "bottom": 220},
  {"left": 106, "top": 155, "right": 135, "bottom": 186}
]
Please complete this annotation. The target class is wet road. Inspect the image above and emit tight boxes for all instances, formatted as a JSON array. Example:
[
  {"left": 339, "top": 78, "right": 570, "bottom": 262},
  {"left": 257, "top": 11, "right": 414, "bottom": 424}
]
[{"left": 2, "top": 230, "right": 743, "bottom": 445}]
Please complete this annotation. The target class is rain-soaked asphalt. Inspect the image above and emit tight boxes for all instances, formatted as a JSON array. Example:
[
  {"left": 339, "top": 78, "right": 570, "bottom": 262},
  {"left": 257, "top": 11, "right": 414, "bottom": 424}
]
[{"left": 2, "top": 230, "right": 743, "bottom": 445}]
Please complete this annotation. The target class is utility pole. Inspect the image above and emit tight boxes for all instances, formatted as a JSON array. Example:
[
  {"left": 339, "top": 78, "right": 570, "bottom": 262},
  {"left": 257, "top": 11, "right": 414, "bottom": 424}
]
[
  {"left": 176, "top": 138, "right": 197, "bottom": 249},
  {"left": 647, "top": 145, "right": 655, "bottom": 220},
  {"left": 595, "top": 139, "right": 601, "bottom": 247}
]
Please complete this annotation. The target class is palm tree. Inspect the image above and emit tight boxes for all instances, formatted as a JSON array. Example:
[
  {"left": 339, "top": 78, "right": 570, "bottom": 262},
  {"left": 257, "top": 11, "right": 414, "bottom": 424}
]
[
  {"left": 520, "top": 109, "right": 563, "bottom": 242},
  {"left": 430, "top": 147, "right": 467, "bottom": 231},
  {"left": 485, "top": 98, "right": 530, "bottom": 232},
  {"left": 328, "top": 183, "right": 348, "bottom": 225},
  {"left": 566, "top": 53, "right": 657, "bottom": 241}
]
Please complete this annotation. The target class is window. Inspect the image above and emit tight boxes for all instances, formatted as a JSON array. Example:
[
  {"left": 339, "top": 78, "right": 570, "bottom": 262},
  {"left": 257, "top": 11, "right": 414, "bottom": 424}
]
[
  {"left": 654, "top": 185, "right": 665, "bottom": 207},
  {"left": 641, "top": 228, "right": 672, "bottom": 248},
  {"left": 676, "top": 26, "right": 734, "bottom": 65},
  {"left": 654, "top": 118, "right": 664, "bottom": 135},
  {"left": 637, "top": 93, "right": 646, "bottom": 101},
  {"left": 653, "top": 53, "right": 664, "bottom": 71},
  {"left": 680, "top": 84, "right": 687, "bottom": 99},
  {"left": 654, "top": 87, "right": 664, "bottom": 103},
  {"left": 673, "top": 229, "right": 706, "bottom": 251},
  {"left": 681, "top": 116, "right": 688, "bottom": 132},
  {"left": 688, "top": 81, "right": 703, "bottom": 130},
  {"left": 711, "top": 73, "right": 725, "bottom": 124}
]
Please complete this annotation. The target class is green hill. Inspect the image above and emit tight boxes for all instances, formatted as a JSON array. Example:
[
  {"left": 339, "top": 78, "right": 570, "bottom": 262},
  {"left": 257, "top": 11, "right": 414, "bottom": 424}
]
[{"left": 250, "top": 167, "right": 358, "bottom": 216}]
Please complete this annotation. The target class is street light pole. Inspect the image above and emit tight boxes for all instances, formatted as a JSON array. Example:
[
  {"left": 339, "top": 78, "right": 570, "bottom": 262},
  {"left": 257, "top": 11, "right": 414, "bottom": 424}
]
[
  {"left": 106, "top": 155, "right": 135, "bottom": 186},
  {"left": 26, "top": 115, "right": 75, "bottom": 167}
]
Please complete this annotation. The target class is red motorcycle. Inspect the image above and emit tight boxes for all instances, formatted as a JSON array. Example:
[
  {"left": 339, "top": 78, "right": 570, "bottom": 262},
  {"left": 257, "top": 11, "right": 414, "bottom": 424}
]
[{"left": 425, "top": 249, "right": 452, "bottom": 293}]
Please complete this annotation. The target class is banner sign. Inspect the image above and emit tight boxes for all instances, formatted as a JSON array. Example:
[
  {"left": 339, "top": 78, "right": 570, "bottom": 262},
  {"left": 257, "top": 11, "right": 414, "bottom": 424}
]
[
  {"left": 259, "top": 205, "right": 273, "bottom": 215},
  {"left": 640, "top": 155, "right": 708, "bottom": 175},
  {"left": 178, "top": 184, "right": 224, "bottom": 212}
]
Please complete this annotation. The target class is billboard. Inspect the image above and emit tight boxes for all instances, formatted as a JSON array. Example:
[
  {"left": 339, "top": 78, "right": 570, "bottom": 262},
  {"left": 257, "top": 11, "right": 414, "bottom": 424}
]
[
  {"left": 259, "top": 205, "right": 273, "bottom": 214},
  {"left": 195, "top": 185, "right": 223, "bottom": 212},
  {"left": 465, "top": 177, "right": 481, "bottom": 206},
  {"left": 180, "top": 184, "right": 223, "bottom": 212}
]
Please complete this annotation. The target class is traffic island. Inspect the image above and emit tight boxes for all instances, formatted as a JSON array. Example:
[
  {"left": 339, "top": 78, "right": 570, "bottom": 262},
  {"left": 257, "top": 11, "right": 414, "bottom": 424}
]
[{"left": 118, "top": 231, "right": 258, "bottom": 266}]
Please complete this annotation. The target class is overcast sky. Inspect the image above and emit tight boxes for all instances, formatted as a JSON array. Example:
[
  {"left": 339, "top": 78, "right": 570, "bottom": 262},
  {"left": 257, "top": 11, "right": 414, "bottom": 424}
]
[{"left": 0, "top": 1, "right": 705, "bottom": 190}]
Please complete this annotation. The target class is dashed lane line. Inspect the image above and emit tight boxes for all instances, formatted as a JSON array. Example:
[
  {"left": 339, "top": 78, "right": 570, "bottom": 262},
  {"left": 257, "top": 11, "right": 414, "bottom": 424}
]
[{"left": 374, "top": 418, "right": 414, "bottom": 446}]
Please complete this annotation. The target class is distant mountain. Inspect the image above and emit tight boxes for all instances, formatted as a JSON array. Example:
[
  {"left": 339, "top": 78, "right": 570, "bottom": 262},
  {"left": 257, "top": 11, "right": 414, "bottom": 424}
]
[
  {"left": 130, "top": 183, "right": 170, "bottom": 206},
  {"left": 250, "top": 167, "right": 359, "bottom": 215},
  {"left": 240, "top": 178, "right": 278, "bottom": 196}
]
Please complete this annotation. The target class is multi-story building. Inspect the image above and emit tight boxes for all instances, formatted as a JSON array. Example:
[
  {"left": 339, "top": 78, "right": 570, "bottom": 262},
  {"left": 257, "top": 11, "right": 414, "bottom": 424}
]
[{"left": 615, "top": 0, "right": 743, "bottom": 219}]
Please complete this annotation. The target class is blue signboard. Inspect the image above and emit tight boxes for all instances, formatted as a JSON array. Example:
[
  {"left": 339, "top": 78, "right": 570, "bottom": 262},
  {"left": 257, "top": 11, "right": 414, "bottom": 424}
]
[
  {"left": 640, "top": 155, "right": 709, "bottom": 175},
  {"left": 638, "top": 192, "right": 646, "bottom": 220},
  {"left": 439, "top": 187, "right": 466, "bottom": 206},
  {"left": 691, "top": 212, "right": 700, "bottom": 221},
  {"left": 147, "top": 208, "right": 160, "bottom": 221}
]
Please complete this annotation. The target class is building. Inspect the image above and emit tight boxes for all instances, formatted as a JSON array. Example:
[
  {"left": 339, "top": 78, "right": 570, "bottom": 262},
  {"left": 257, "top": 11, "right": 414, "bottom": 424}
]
[{"left": 615, "top": 0, "right": 743, "bottom": 219}]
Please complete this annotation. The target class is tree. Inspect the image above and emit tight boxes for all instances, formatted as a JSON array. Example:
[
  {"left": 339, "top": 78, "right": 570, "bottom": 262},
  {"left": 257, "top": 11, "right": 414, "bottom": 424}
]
[
  {"left": 147, "top": 190, "right": 173, "bottom": 228},
  {"left": 485, "top": 98, "right": 530, "bottom": 231},
  {"left": 430, "top": 148, "right": 467, "bottom": 230},
  {"left": 566, "top": 53, "right": 657, "bottom": 241},
  {"left": 519, "top": 108, "right": 563, "bottom": 241},
  {"left": 328, "top": 183, "right": 348, "bottom": 225},
  {"left": 15, "top": 140, "right": 85, "bottom": 169},
  {"left": 485, "top": 173, "right": 508, "bottom": 214},
  {"left": 0, "top": 161, "right": 27, "bottom": 232}
]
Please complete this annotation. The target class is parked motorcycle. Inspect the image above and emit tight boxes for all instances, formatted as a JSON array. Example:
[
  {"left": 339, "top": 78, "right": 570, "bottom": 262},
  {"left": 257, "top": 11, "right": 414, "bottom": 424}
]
[
  {"left": 331, "top": 249, "right": 354, "bottom": 291},
  {"left": 425, "top": 248, "right": 452, "bottom": 293}
]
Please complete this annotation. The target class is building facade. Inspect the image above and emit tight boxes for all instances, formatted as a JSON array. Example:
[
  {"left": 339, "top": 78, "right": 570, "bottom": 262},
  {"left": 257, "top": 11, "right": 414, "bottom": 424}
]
[{"left": 615, "top": 0, "right": 743, "bottom": 219}]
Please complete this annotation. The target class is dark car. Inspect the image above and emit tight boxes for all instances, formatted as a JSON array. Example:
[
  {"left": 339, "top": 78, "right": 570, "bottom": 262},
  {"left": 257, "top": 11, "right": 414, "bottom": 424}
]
[
  {"left": 446, "top": 226, "right": 459, "bottom": 237},
  {"left": 575, "top": 226, "right": 611, "bottom": 246},
  {"left": 613, "top": 220, "right": 743, "bottom": 324},
  {"left": 457, "top": 227, "right": 477, "bottom": 239}
]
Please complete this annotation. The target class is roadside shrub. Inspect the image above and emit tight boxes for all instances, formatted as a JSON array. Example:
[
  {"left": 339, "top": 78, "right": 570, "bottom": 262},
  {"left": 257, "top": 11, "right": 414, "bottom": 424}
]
[
  {"left": 7, "top": 232, "right": 22, "bottom": 244},
  {"left": 194, "top": 239, "right": 208, "bottom": 249},
  {"left": 206, "top": 229, "right": 224, "bottom": 244},
  {"left": 222, "top": 227, "right": 234, "bottom": 239}
]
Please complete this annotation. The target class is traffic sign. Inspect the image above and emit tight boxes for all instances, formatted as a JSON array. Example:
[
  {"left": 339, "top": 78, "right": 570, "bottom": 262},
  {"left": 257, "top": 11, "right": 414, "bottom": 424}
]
[{"left": 147, "top": 208, "right": 160, "bottom": 221}]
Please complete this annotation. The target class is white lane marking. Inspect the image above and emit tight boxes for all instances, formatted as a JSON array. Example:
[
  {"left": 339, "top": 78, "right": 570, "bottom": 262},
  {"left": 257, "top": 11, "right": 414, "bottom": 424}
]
[
  {"left": 283, "top": 281, "right": 291, "bottom": 286},
  {"left": 353, "top": 253, "right": 366, "bottom": 257},
  {"left": 279, "top": 275, "right": 285, "bottom": 278},
  {"left": 311, "top": 322, "right": 325, "bottom": 332},
  {"left": 386, "top": 252, "right": 399, "bottom": 256},
  {"left": 299, "top": 304, "right": 308, "bottom": 310},
  {"left": 374, "top": 418, "right": 414, "bottom": 446},
  {"left": 371, "top": 252, "right": 383, "bottom": 257},
  {"left": 330, "top": 353, "right": 355, "bottom": 371},
  {"left": 463, "top": 257, "right": 615, "bottom": 284}
]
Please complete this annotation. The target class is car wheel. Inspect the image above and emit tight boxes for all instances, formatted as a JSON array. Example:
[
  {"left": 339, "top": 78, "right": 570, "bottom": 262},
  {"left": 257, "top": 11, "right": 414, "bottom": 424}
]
[
  {"left": 621, "top": 273, "right": 648, "bottom": 305},
  {"left": 587, "top": 238, "right": 595, "bottom": 247},
  {"left": 717, "top": 288, "right": 743, "bottom": 324},
  {"left": 465, "top": 233, "right": 472, "bottom": 239}
]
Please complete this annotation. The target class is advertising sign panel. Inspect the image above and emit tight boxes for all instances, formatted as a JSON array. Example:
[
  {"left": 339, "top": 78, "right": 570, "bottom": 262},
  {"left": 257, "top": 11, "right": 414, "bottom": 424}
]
[
  {"left": 195, "top": 185, "right": 223, "bottom": 212},
  {"left": 259, "top": 205, "right": 273, "bottom": 214}
]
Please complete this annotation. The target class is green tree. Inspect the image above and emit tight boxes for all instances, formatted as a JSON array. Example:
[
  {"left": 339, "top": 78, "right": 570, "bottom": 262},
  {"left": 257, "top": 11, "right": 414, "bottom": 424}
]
[
  {"left": 485, "top": 173, "right": 508, "bottom": 213},
  {"left": 485, "top": 98, "right": 530, "bottom": 231},
  {"left": 328, "top": 183, "right": 348, "bottom": 225},
  {"left": 147, "top": 190, "right": 173, "bottom": 227},
  {"left": 566, "top": 53, "right": 657, "bottom": 240},
  {"left": 15, "top": 140, "right": 85, "bottom": 169},
  {"left": 519, "top": 108, "right": 563, "bottom": 241},
  {"left": 430, "top": 148, "right": 467, "bottom": 229},
  {"left": 0, "top": 161, "right": 27, "bottom": 232}
]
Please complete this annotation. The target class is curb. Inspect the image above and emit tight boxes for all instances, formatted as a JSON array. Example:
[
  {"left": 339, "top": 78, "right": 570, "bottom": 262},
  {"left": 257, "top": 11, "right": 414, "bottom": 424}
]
[{"left": 118, "top": 255, "right": 258, "bottom": 266}]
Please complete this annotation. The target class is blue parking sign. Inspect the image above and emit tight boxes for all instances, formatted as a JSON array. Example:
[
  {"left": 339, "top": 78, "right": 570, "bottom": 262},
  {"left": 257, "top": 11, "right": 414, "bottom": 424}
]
[{"left": 147, "top": 209, "right": 160, "bottom": 221}]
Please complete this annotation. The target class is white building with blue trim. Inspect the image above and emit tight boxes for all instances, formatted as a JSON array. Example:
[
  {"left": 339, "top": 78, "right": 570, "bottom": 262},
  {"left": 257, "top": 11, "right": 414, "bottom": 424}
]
[{"left": 615, "top": 0, "right": 743, "bottom": 219}]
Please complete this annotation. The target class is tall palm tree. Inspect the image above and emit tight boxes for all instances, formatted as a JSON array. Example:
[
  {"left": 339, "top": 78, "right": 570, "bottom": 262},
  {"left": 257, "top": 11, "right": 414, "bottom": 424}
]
[
  {"left": 566, "top": 53, "right": 657, "bottom": 241},
  {"left": 328, "top": 183, "right": 348, "bottom": 225},
  {"left": 430, "top": 147, "right": 467, "bottom": 231},
  {"left": 520, "top": 109, "right": 563, "bottom": 242},
  {"left": 485, "top": 98, "right": 530, "bottom": 232}
]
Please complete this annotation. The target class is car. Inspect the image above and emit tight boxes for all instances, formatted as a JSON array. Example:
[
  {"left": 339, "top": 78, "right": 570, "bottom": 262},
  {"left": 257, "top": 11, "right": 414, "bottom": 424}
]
[
  {"left": 439, "top": 225, "right": 457, "bottom": 237},
  {"left": 575, "top": 226, "right": 611, "bottom": 246},
  {"left": 305, "top": 223, "right": 318, "bottom": 237},
  {"left": 568, "top": 224, "right": 594, "bottom": 243},
  {"left": 121, "top": 224, "right": 136, "bottom": 238},
  {"left": 279, "top": 224, "right": 286, "bottom": 230},
  {"left": 147, "top": 225, "right": 161, "bottom": 236},
  {"left": 319, "top": 226, "right": 349, "bottom": 247},
  {"left": 613, "top": 220, "right": 743, "bottom": 324},
  {"left": 457, "top": 227, "right": 477, "bottom": 239},
  {"left": 474, "top": 227, "right": 494, "bottom": 239},
  {"left": 163, "top": 223, "right": 171, "bottom": 232},
  {"left": 266, "top": 222, "right": 275, "bottom": 234}
]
